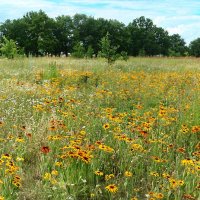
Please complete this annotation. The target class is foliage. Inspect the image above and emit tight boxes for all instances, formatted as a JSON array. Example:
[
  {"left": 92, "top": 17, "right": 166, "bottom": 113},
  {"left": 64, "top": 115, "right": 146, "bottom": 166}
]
[
  {"left": 169, "top": 34, "right": 188, "bottom": 56},
  {"left": 42, "top": 62, "right": 60, "bottom": 80},
  {"left": 85, "top": 45, "right": 94, "bottom": 58},
  {"left": 99, "top": 33, "right": 119, "bottom": 65},
  {"left": 0, "top": 11, "right": 190, "bottom": 57},
  {"left": 120, "top": 51, "right": 129, "bottom": 61},
  {"left": 0, "top": 36, "right": 18, "bottom": 58},
  {"left": 127, "top": 16, "right": 171, "bottom": 56},
  {"left": 189, "top": 38, "right": 200, "bottom": 57},
  {"left": 138, "top": 48, "right": 146, "bottom": 56},
  {"left": 72, "top": 42, "right": 85, "bottom": 58}
]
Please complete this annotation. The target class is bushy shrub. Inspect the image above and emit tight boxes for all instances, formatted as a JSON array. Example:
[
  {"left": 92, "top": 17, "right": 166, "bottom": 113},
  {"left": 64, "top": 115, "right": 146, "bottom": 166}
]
[
  {"left": 0, "top": 37, "right": 18, "bottom": 59},
  {"left": 72, "top": 42, "right": 85, "bottom": 58}
]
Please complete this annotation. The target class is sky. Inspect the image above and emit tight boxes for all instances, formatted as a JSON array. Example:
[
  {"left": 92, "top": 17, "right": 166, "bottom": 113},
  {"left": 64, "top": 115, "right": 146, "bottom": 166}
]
[{"left": 0, "top": 0, "right": 200, "bottom": 44}]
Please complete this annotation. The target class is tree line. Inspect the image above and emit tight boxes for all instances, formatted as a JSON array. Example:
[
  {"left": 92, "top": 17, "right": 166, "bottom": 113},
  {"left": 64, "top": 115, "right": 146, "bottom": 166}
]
[{"left": 0, "top": 10, "right": 200, "bottom": 57}]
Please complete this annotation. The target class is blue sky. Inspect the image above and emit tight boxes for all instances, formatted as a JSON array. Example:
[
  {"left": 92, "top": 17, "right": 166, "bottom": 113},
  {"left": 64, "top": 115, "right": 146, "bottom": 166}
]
[{"left": 0, "top": 0, "right": 200, "bottom": 44}]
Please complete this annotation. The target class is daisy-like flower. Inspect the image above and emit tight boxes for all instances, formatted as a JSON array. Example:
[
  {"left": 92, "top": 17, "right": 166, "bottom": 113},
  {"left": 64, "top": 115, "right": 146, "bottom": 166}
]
[
  {"left": 105, "top": 174, "right": 115, "bottom": 181},
  {"left": 41, "top": 146, "right": 50, "bottom": 154},
  {"left": 105, "top": 184, "right": 118, "bottom": 193},
  {"left": 55, "top": 162, "right": 62, "bottom": 167},
  {"left": 124, "top": 171, "right": 133, "bottom": 177},
  {"left": 94, "top": 170, "right": 104, "bottom": 176},
  {"left": 51, "top": 170, "right": 58, "bottom": 176},
  {"left": 154, "top": 193, "right": 164, "bottom": 199},
  {"left": 103, "top": 123, "right": 110, "bottom": 130}
]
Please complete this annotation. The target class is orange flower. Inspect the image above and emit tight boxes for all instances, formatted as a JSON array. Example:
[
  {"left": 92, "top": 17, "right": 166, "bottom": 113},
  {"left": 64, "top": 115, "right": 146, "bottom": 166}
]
[{"left": 41, "top": 146, "right": 50, "bottom": 154}]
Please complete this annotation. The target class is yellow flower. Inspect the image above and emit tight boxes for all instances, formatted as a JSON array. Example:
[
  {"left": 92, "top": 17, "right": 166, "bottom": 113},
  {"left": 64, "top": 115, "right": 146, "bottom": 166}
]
[
  {"left": 105, "top": 174, "right": 115, "bottom": 181},
  {"left": 103, "top": 123, "right": 110, "bottom": 130},
  {"left": 99, "top": 144, "right": 114, "bottom": 153},
  {"left": 43, "top": 173, "right": 51, "bottom": 180},
  {"left": 131, "top": 143, "right": 144, "bottom": 152},
  {"left": 124, "top": 171, "right": 133, "bottom": 177},
  {"left": 51, "top": 179, "right": 58, "bottom": 185},
  {"left": 162, "top": 173, "right": 170, "bottom": 179},
  {"left": 12, "top": 180, "right": 21, "bottom": 187},
  {"left": 55, "top": 162, "right": 62, "bottom": 167},
  {"left": 178, "top": 180, "right": 184, "bottom": 186},
  {"left": 80, "top": 130, "right": 86, "bottom": 135},
  {"left": 154, "top": 193, "right": 164, "bottom": 199},
  {"left": 90, "top": 193, "right": 95, "bottom": 198},
  {"left": 0, "top": 196, "right": 4, "bottom": 200},
  {"left": 94, "top": 170, "right": 104, "bottom": 176},
  {"left": 16, "top": 157, "right": 24, "bottom": 161},
  {"left": 150, "top": 172, "right": 159, "bottom": 177},
  {"left": 1, "top": 154, "right": 11, "bottom": 160},
  {"left": 16, "top": 137, "right": 25, "bottom": 143},
  {"left": 181, "top": 159, "right": 194, "bottom": 166},
  {"left": 51, "top": 170, "right": 58, "bottom": 176},
  {"left": 105, "top": 184, "right": 118, "bottom": 193}
]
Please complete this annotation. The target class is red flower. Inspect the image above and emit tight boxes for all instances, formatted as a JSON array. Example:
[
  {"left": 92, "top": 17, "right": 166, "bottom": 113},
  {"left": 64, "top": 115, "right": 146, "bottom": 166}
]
[
  {"left": 41, "top": 146, "right": 50, "bottom": 154},
  {"left": 26, "top": 133, "right": 32, "bottom": 138}
]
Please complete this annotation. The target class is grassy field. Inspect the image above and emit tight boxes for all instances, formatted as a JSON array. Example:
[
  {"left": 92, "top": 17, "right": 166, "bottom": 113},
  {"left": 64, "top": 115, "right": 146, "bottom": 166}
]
[{"left": 0, "top": 57, "right": 199, "bottom": 200}]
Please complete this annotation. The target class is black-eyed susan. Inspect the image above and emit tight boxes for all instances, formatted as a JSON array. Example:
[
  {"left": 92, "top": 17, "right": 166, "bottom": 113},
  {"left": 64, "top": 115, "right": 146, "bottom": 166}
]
[
  {"left": 43, "top": 173, "right": 51, "bottom": 180},
  {"left": 55, "top": 161, "right": 62, "bottom": 167},
  {"left": 124, "top": 171, "right": 133, "bottom": 177},
  {"left": 99, "top": 144, "right": 114, "bottom": 153},
  {"left": 103, "top": 123, "right": 110, "bottom": 130},
  {"left": 51, "top": 170, "right": 58, "bottom": 176},
  {"left": 154, "top": 193, "right": 164, "bottom": 199},
  {"left": 94, "top": 170, "right": 104, "bottom": 176},
  {"left": 105, "top": 184, "right": 118, "bottom": 193},
  {"left": 105, "top": 174, "right": 115, "bottom": 181},
  {"left": 150, "top": 171, "right": 159, "bottom": 177},
  {"left": 16, "top": 136, "right": 25, "bottom": 143},
  {"left": 131, "top": 197, "right": 138, "bottom": 200}
]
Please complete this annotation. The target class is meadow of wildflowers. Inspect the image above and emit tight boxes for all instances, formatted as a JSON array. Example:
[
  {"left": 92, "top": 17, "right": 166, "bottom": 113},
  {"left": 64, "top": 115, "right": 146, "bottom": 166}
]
[{"left": 0, "top": 57, "right": 199, "bottom": 200}]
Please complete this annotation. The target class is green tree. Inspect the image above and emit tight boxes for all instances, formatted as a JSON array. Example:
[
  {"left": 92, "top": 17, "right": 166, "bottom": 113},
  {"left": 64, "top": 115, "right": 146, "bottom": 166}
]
[
  {"left": 86, "top": 45, "right": 94, "bottom": 58},
  {"left": 0, "top": 36, "right": 18, "bottom": 58},
  {"left": 0, "top": 19, "right": 28, "bottom": 54},
  {"left": 189, "top": 38, "right": 200, "bottom": 57},
  {"left": 22, "top": 10, "right": 57, "bottom": 56},
  {"left": 127, "top": 16, "right": 170, "bottom": 56},
  {"left": 72, "top": 42, "right": 85, "bottom": 58},
  {"left": 120, "top": 51, "right": 129, "bottom": 61},
  {"left": 99, "top": 33, "right": 119, "bottom": 65},
  {"left": 169, "top": 34, "right": 187, "bottom": 56},
  {"left": 54, "top": 15, "right": 73, "bottom": 56}
]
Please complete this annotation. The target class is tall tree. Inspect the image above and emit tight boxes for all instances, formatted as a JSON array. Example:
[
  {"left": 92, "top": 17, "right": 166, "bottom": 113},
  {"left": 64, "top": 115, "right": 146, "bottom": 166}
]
[
  {"left": 127, "top": 16, "right": 170, "bottom": 56},
  {"left": 169, "top": 34, "right": 187, "bottom": 56},
  {"left": 54, "top": 15, "right": 73, "bottom": 55},
  {"left": 22, "top": 10, "right": 57, "bottom": 55},
  {"left": 189, "top": 38, "right": 200, "bottom": 57},
  {"left": 0, "top": 19, "right": 27, "bottom": 51}
]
